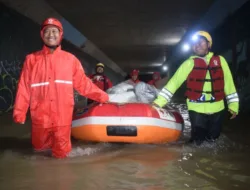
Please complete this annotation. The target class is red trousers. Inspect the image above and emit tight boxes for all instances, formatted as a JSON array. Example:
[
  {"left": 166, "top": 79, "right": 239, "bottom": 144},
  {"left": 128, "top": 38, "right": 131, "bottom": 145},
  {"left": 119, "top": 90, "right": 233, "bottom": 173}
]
[{"left": 31, "top": 125, "right": 71, "bottom": 158}]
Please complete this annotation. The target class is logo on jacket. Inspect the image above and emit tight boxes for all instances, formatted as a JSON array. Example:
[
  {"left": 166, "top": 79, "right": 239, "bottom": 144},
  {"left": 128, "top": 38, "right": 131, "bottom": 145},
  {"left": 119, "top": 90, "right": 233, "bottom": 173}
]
[
  {"left": 213, "top": 60, "right": 218, "bottom": 66},
  {"left": 93, "top": 75, "right": 104, "bottom": 81},
  {"left": 190, "top": 94, "right": 206, "bottom": 103}
]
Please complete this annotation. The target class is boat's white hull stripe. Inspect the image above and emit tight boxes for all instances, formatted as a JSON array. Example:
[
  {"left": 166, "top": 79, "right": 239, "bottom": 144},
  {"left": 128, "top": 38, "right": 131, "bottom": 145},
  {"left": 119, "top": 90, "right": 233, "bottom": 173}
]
[{"left": 72, "top": 116, "right": 183, "bottom": 131}]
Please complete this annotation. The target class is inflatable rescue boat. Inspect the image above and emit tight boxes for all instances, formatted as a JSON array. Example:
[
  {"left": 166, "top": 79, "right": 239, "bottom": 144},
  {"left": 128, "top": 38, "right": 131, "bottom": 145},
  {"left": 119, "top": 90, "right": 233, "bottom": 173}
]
[{"left": 72, "top": 103, "right": 184, "bottom": 143}]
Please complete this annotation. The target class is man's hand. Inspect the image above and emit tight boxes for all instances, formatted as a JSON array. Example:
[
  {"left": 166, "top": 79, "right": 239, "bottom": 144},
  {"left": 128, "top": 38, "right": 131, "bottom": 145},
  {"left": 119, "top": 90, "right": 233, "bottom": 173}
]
[
  {"left": 15, "top": 121, "right": 25, "bottom": 124},
  {"left": 228, "top": 109, "right": 237, "bottom": 119},
  {"left": 99, "top": 101, "right": 111, "bottom": 106},
  {"left": 13, "top": 117, "right": 25, "bottom": 124},
  {"left": 103, "top": 100, "right": 111, "bottom": 104}
]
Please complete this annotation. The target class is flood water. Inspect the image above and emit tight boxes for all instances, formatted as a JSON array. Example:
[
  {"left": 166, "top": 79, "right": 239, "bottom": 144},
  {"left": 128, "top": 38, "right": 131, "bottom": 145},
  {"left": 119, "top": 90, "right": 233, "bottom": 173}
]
[{"left": 1, "top": 103, "right": 250, "bottom": 190}]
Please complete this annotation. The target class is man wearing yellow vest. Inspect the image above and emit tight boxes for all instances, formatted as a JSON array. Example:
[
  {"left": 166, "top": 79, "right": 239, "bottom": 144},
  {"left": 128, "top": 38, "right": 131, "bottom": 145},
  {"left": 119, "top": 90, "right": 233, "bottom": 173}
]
[{"left": 153, "top": 31, "right": 239, "bottom": 145}]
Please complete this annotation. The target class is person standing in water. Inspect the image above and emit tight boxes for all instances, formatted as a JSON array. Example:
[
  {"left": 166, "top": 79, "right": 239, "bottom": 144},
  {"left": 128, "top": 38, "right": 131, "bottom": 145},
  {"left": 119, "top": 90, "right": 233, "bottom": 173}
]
[
  {"left": 152, "top": 31, "right": 239, "bottom": 145},
  {"left": 13, "top": 17, "right": 109, "bottom": 158},
  {"left": 87, "top": 63, "right": 112, "bottom": 104}
]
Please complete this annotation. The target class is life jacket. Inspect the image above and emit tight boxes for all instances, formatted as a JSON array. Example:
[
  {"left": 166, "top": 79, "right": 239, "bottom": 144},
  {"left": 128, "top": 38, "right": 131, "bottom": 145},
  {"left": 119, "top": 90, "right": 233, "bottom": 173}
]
[{"left": 185, "top": 56, "right": 225, "bottom": 102}]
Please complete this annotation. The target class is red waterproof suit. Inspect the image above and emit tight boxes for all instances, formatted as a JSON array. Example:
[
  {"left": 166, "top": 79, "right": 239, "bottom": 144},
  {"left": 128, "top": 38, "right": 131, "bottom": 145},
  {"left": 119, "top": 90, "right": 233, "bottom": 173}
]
[
  {"left": 89, "top": 74, "right": 112, "bottom": 91},
  {"left": 13, "top": 45, "right": 109, "bottom": 158}
]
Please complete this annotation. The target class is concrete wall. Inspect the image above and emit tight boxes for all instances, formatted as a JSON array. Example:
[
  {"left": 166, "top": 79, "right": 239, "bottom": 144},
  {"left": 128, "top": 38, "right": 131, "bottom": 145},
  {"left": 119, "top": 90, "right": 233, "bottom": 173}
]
[
  {"left": 211, "top": 1, "right": 250, "bottom": 113},
  {"left": 220, "top": 40, "right": 250, "bottom": 113},
  {"left": 0, "top": 3, "right": 123, "bottom": 114}
]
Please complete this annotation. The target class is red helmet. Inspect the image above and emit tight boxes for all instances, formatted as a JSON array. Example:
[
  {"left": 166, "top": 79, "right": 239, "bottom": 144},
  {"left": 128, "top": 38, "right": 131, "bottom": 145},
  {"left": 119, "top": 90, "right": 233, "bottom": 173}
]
[
  {"left": 130, "top": 69, "right": 139, "bottom": 76},
  {"left": 40, "top": 18, "right": 63, "bottom": 42}
]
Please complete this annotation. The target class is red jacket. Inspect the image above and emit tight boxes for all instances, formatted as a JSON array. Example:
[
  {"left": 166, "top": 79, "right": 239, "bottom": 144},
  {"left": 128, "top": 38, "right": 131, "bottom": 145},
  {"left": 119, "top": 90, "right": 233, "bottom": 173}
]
[
  {"left": 89, "top": 74, "right": 112, "bottom": 91},
  {"left": 185, "top": 56, "right": 225, "bottom": 101},
  {"left": 13, "top": 45, "right": 109, "bottom": 127}
]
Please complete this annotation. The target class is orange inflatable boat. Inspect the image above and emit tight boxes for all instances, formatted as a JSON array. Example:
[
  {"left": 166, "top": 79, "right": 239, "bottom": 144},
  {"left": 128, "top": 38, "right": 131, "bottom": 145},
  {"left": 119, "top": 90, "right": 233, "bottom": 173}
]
[{"left": 71, "top": 103, "right": 184, "bottom": 143}]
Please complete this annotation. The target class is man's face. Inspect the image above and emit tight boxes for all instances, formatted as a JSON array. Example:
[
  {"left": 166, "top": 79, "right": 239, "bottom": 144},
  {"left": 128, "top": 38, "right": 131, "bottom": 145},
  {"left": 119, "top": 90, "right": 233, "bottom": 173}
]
[
  {"left": 43, "top": 26, "right": 61, "bottom": 47},
  {"left": 96, "top": 67, "right": 104, "bottom": 74},
  {"left": 192, "top": 37, "right": 210, "bottom": 57},
  {"left": 131, "top": 75, "right": 138, "bottom": 81},
  {"left": 153, "top": 74, "right": 159, "bottom": 80}
]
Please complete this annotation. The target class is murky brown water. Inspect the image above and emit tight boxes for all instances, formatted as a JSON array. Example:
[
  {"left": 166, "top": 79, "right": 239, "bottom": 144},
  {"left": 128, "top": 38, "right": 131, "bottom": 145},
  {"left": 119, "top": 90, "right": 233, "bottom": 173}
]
[{"left": 1, "top": 103, "right": 250, "bottom": 190}]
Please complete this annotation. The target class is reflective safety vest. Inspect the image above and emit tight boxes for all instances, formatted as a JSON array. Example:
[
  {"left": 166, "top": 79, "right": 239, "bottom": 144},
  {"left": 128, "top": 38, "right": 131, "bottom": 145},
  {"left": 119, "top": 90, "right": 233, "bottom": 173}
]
[{"left": 185, "top": 56, "right": 225, "bottom": 102}]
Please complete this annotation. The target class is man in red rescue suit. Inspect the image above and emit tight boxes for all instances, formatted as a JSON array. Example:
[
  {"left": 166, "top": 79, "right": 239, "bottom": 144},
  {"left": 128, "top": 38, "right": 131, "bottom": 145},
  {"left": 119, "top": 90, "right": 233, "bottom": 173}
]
[
  {"left": 129, "top": 69, "right": 140, "bottom": 84},
  {"left": 13, "top": 18, "right": 109, "bottom": 158},
  {"left": 148, "top": 72, "right": 161, "bottom": 87},
  {"left": 153, "top": 31, "right": 239, "bottom": 145},
  {"left": 89, "top": 63, "right": 113, "bottom": 91}
]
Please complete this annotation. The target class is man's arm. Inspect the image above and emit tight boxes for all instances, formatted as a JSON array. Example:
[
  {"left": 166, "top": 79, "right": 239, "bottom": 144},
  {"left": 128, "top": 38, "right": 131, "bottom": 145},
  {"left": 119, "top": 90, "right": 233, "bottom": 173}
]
[
  {"left": 220, "top": 56, "right": 239, "bottom": 116},
  {"left": 72, "top": 58, "right": 109, "bottom": 103},
  {"left": 153, "top": 59, "right": 194, "bottom": 107},
  {"left": 13, "top": 56, "right": 31, "bottom": 124}
]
